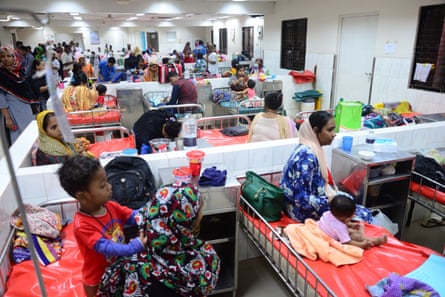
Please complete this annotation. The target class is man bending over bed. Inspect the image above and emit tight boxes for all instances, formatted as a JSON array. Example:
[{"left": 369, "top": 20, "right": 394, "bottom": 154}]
[{"left": 57, "top": 155, "right": 147, "bottom": 297}]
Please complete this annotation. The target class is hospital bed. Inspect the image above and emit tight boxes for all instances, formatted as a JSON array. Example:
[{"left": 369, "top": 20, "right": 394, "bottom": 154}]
[
  {"left": 197, "top": 115, "right": 251, "bottom": 147},
  {"left": 237, "top": 171, "right": 440, "bottom": 297},
  {"left": 72, "top": 126, "right": 135, "bottom": 158},
  {"left": 3, "top": 198, "right": 84, "bottom": 297},
  {"left": 151, "top": 103, "right": 206, "bottom": 119},
  {"left": 407, "top": 171, "right": 445, "bottom": 225},
  {"left": 66, "top": 95, "right": 122, "bottom": 130}
]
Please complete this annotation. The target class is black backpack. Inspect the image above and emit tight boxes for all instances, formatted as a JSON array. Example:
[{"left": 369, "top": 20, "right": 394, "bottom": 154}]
[{"left": 104, "top": 156, "right": 156, "bottom": 209}]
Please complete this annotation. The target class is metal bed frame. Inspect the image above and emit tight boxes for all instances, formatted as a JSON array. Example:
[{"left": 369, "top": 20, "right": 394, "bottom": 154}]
[
  {"left": 407, "top": 171, "right": 445, "bottom": 225},
  {"left": 71, "top": 125, "right": 131, "bottom": 142},
  {"left": 196, "top": 114, "right": 251, "bottom": 131},
  {"left": 151, "top": 103, "right": 206, "bottom": 119},
  {"left": 66, "top": 108, "right": 122, "bottom": 130},
  {"left": 237, "top": 171, "right": 336, "bottom": 297},
  {"left": 0, "top": 198, "right": 80, "bottom": 296}
]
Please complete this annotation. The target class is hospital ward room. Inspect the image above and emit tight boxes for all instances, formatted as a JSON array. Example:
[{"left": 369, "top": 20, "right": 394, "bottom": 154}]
[{"left": 0, "top": 0, "right": 445, "bottom": 296}]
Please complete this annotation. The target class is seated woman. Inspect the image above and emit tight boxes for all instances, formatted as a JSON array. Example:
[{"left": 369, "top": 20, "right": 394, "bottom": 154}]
[
  {"left": 247, "top": 91, "right": 296, "bottom": 142},
  {"left": 143, "top": 62, "right": 159, "bottom": 82},
  {"left": 229, "top": 65, "right": 247, "bottom": 96},
  {"left": 34, "top": 110, "right": 91, "bottom": 166},
  {"left": 98, "top": 183, "right": 220, "bottom": 297},
  {"left": 280, "top": 110, "right": 373, "bottom": 223},
  {"left": 61, "top": 63, "right": 98, "bottom": 112},
  {"left": 249, "top": 58, "right": 266, "bottom": 75}
]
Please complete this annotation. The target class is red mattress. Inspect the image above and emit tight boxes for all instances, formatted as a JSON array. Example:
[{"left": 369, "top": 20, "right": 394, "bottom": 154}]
[
  {"left": 198, "top": 129, "right": 248, "bottom": 147},
  {"left": 410, "top": 181, "right": 445, "bottom": 205},
  {"left": 88, "top": 135, "right": 136, "bottom": 158},
  {"left": 67, "top": 110, "right": 121, "bottom": 126},
  {"left": 4, "top": 224, "right": 85, "bottom": 297},
  {"left": 242, "top": 211, "right": 440, "bottom": 297}
]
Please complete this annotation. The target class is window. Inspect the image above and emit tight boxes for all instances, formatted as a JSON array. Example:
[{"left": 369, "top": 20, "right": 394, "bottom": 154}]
[
  {"left": 410, "top": 4, "right": 445, "bottom": 93},
  {"left": 281, "top": 18, "right": 307, "bottom": 70},
  {"left": 219, "top": 28, "right": 227, "bottom": 54},
  {"left": 242, "top": 26, "right": 254, "bottom": 59}
]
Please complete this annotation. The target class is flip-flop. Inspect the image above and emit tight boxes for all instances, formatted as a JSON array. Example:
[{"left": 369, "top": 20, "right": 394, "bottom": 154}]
[{"left": 421, "top": 218, "right": 445, "bottom": 228}]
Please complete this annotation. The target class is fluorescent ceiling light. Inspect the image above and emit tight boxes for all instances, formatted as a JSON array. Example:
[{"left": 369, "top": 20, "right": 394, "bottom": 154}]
[
  {"left": 126, "top": 17, "right": 138, "bottom": 21},
  {"left": 136, "top": 13, "right": 144, "bottom": 16},
  {"left": 73, "top": 16, "right": 82, "bottom": 20},
  {"left": 69, "top": 12, "right": 79, "bottom": 16}
]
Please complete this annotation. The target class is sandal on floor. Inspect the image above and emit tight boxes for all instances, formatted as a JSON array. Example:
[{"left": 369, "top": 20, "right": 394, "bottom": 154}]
[{"left": 420, "top": 218, "right": 445, "bottom": 228}]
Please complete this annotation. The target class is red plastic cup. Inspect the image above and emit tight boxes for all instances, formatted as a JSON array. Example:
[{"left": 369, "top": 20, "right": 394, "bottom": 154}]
[
  {"left": 172, "top": 167, "right": 192, "bottom": 185},
  {"left": 186, "top": 150, "right": 205, "bottom": 177}
]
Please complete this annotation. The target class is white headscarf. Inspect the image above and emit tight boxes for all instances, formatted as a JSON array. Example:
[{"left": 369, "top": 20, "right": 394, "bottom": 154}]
[{"left": 298, "top": 118, "right": 337, "bottom": 199}]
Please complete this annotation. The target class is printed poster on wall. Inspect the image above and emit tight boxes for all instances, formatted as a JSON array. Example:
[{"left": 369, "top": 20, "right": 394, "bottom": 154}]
[{"left": 90, "top": 31, "right": 100, "bottom": 44}]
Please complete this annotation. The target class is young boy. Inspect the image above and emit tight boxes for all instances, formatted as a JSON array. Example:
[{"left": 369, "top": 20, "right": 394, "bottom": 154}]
[
  {"left": 57, "top": 155, "right": 147, "bottom": 297},
  {"left": 318, "top": 194, "right": 387, "bottom": 249}
]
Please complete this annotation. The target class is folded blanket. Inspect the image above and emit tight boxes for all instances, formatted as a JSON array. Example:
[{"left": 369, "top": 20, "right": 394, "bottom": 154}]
[
  {"left": 198, "top": 166, "right": 227, "bottom": 187},
  {"left": 284, "top": 219, "right": 363, "bottom": 266}
]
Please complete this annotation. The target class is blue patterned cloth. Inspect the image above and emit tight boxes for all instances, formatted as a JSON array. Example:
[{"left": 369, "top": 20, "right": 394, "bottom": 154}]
[{"left": 281, "top": 144, "right": 373, "bottom": 223}]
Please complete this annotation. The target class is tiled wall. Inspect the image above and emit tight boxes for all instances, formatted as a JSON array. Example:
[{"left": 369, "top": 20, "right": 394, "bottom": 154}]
[{"left": 277, "top": 54, "right": 445, "bottom": 116}]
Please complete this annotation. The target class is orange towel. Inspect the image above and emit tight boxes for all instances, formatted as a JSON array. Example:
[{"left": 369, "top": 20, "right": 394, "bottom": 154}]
[{"left": 284, "top": 219, "right": 363, "bottom": 266}]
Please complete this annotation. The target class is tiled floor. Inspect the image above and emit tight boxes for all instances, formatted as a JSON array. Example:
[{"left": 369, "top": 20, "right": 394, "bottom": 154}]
[{"left": 217, "top": 216, "right": 445, "bottom": 297}]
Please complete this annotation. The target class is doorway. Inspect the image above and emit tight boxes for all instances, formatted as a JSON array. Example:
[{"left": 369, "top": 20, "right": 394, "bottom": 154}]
[
  {"left": 242, "top": 26, "right": 254, "bottom": 59},
  {"left": 334, "top": 14, "right": 378, "bottom": 105},
  {"left": 146, "top": 32, "right": 159, "bottom": 52}
]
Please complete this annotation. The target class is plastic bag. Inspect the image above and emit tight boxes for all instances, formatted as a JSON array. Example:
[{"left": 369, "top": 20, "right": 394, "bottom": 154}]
[{"left": 371, "top": 209, "right": 398, "bottom": 235}]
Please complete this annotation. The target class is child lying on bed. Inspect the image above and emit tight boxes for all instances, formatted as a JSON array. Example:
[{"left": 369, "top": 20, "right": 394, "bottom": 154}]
[
  {"left": 319, "top": 194, "right": 387, "bottom": 249},
  {"left": 57, "top": 155, "right": 147, "bottom": 297}
]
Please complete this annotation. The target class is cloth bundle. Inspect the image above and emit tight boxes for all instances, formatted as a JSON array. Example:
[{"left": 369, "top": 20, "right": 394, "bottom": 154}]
[
  {"left": 220, "top": 126, "right": 249, "bottom": 136},
  {"left": 198, "top": 166, "right": 227, "bottom": 187}
]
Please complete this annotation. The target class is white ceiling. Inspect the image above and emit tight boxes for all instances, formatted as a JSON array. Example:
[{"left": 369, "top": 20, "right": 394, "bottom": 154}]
[{"left": 0, "top": 0, "right": 274, "bottom": 28}]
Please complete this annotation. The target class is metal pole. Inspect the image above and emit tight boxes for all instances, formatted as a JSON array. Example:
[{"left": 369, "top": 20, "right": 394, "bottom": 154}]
[
  {"left": 1, "top": 126, "right": 48, "bottom": 297},
  {"left": 368, "top": 57, "right": 376, "bottom": 105}
]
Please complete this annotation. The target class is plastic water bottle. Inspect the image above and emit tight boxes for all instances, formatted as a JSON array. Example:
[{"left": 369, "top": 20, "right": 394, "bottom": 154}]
[
  {"left": 366, "top": 130, "right": 376, "bottom": 151},
  {"left": 126, "top": 70, "right": 131, "bottom": 82},
  {"left": 184, "top": 68, "right": 190, "bottom": 80},
  {"left": 182, "top": 113, "right": 197, "bottom": 149}
]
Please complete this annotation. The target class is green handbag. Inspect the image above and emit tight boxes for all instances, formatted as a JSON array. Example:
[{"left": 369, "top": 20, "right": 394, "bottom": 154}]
[{"left": 241, "top": 171, "right": 284, "bottom": 222}]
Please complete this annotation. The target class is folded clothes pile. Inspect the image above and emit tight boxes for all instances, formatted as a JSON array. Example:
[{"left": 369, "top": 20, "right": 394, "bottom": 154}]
[{"left": 198, "top": 166, "right": 227, "bottom": 187}]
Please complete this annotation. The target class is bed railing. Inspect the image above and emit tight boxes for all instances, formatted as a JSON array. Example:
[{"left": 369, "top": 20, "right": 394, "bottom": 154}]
[
  {"left": 0, "top": 198, "right": 79, "bottom": 295},
  {"left": 237, "top": 171, "right": 336, "bottom": 297},
  {"left": 407, "top": 171, "right": 445, "bottom": 225},
  {"left": 197, "top": 115, "right": 251, "bottom": 130}
]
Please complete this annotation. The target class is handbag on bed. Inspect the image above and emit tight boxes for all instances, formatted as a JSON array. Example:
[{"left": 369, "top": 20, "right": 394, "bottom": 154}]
[{"left": 241, "top": 171, "right": 284, "bottom": 222}]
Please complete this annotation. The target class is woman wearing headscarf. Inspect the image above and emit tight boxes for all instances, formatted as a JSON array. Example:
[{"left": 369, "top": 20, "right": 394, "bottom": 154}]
[
  {"left": 61, "top": 62, "right": 98, "bottom": 112},
  {"left": 280, "top": 110, "right": 373, "bottom": 223},
  {"left": 0, "top": 46, "right": 37, "bottom": 144},
  {"left": 34, "top": 110, "right": 92, "bottom": 166},
  {"left": 97, "top": 183, "right": 220, "bottom": 297}
]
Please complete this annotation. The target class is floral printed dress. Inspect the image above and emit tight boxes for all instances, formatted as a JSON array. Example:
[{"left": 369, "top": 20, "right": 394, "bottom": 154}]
[{"left": 281, "top": 144, "right": 373, "bottom": 223}]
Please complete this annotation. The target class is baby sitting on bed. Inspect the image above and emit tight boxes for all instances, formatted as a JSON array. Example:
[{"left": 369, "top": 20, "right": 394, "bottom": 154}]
[{"left": 319, "top": 194, "right": 387, "bottom": 249}]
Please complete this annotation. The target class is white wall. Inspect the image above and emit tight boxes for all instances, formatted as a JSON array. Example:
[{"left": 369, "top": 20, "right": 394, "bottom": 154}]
[{"left": 263, "top": 0, "right": 445, "bottom": 114}]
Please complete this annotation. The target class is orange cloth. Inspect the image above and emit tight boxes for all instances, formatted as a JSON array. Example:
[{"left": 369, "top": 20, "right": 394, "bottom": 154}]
[{"left": 284, "top": 219, "right": 363, "bottom": 266}]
